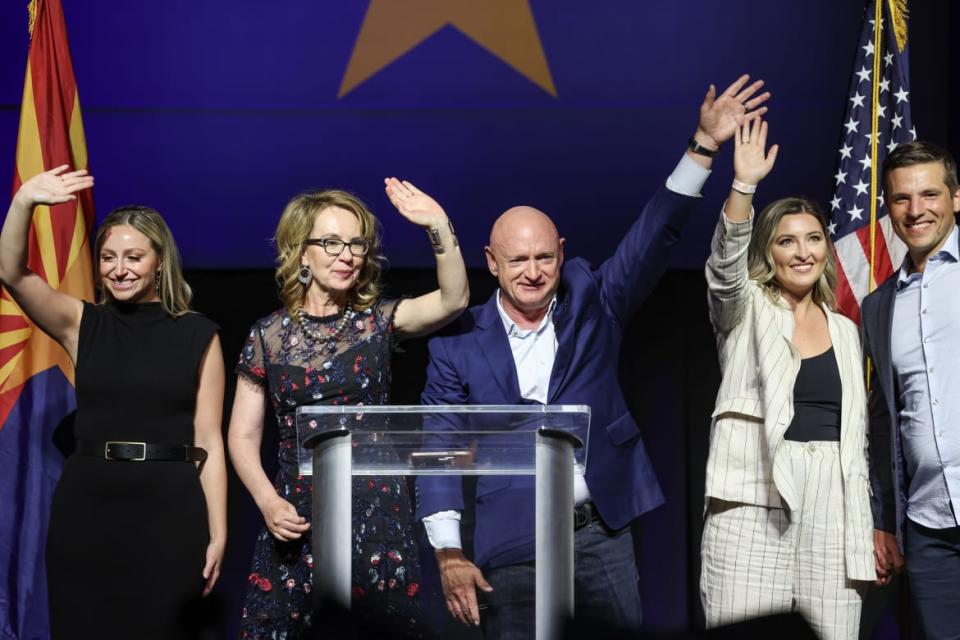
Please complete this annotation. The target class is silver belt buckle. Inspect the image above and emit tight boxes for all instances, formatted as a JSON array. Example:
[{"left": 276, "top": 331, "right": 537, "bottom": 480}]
[{"left": 104, "top": 441, "right": 146, "bottom": 461}]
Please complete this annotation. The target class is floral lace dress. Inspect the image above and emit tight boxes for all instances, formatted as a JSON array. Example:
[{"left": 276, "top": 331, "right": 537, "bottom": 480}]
[{"left": 237, "top": 300, "right": 420, "bottom": 639}]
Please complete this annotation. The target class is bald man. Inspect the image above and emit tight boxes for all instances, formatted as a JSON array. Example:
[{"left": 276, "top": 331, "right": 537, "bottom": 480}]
[{"left": 417, "top": 75, "right": 770, "bottom": 638}]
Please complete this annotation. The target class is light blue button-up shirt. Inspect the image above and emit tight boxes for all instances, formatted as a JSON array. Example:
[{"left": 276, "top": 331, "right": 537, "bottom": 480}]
[{"left": 891, "top": 225, "right": 960, "bottom": 529}]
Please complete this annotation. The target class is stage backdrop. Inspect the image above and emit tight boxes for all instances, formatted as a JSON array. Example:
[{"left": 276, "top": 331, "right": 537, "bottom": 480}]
[
  {"left": 0, "top": 0, "right": 874, "bottom": 271},
  {"left": 1, "top": 1, "right": 957, "bottom": 637}
]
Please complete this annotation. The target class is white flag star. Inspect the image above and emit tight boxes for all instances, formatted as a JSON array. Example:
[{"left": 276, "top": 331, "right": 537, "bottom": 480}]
[
  {"left": 844, "top": 118, "right": 859, "bottom": 134},
  {"left": 830, "top": 195, "right": 842, "bottom": 211},
  {"left": 839, "top": 143, "right": 853, "bottom": 159},
  {"left": 894, "top": 87, "right": 909, "bottom": 103},
  {"left": 910, "top": 126, "right": 918, "bottom": 140},
  {"left": 828, "top": 221, "right": 838, "bottom": 235},
  {"left": 891, "top": 114, "right": 903, "bottom": 129},
  {"left": 850, "top": 93, "right": 866, "bottom": 108},
  {"left": 853, "top": 179, "right": 869, "bottom": 196},
  {"left": 848, "top": 205, "right": 864, "bottom": 221},
  {"left": 887, "top": 140, "right": 899, "bottom": 153},
  {"left": 862, "top": 42, "right": 875, "bottom": 56},
  {"left": 855, "top": 66, "right": 872, "bottom": 83},
  {"left": 884, "top": 52, "right": 894, "bottom": 66},
  {"left": 835, "top": 170, "right": 847, "bottom": 185},
  {"left": 859, "top": 155, "right": 872, "bottom": 171},
  {"left": 879, "top": 78, "right": 890, "bottom": 93},
  {"left": 864, "top": 131, "right": 880, "bottom": 144}
]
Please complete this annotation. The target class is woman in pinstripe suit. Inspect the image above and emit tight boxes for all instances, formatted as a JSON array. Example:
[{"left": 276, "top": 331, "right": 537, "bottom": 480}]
[{"left": 699, "top": 118, "right": 876, "bottom": 640}]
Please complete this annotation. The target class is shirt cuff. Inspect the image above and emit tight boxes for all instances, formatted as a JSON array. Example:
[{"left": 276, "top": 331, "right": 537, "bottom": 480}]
[
  {"left": 666, "top": 153, "right": 711, "bottom": 197},
  {"left": 721, "top": 202, "right": 755, "bottom": 224},
  {"left": 422, "top": 510, "right": 463, "bottom": 549}
]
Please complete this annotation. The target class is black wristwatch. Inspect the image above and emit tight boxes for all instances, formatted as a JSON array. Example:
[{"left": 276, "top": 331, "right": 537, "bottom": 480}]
[{"left": 687, "top": 137, "right": 719, "bottom": 158}]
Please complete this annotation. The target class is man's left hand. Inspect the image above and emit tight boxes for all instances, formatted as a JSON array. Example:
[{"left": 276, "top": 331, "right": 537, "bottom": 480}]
[{"left": 695, "top": 74, "right": 771, "bottom": 150}]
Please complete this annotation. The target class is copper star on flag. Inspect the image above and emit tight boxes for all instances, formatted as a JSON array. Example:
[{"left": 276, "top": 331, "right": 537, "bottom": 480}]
[{"left": 339, "top": 0, "right": 557, "bottom": 98}]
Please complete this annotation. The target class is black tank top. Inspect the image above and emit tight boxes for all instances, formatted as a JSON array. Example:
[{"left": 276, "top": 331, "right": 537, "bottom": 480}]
[{"left": 783, "top": 346, "right": 842, "bottom": 442}]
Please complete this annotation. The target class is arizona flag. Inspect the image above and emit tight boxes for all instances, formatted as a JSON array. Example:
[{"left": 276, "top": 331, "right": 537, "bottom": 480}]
[{"left": 0, "top": 1, "right": 95, "bottom": 637}]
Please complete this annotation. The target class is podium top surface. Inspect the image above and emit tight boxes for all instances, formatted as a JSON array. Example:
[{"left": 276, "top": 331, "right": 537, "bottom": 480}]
[
  {"left": 295, "top": 404, "right": 591, "bottom": 476},
  {"left": 298, "top": 404, "right": 590, "bottom": 416}
]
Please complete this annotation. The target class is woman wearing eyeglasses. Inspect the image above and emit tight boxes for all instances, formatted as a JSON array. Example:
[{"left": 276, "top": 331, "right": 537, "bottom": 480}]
[{"left": 228, "top": 179, "right": 468, "bottom": 638}]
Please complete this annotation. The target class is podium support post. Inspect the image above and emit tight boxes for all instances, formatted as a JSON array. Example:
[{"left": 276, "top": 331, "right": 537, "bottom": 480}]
[
  {"left": 310, "top": 429, "right": 352, "bottom": 611},
  {"left": 535, "top": 428, "right": 577, "bottom": 640}
]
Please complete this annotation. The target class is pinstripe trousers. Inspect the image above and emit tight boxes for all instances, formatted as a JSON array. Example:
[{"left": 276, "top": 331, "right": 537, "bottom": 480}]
[{"left": 700, "top": 441, "right": 867, "bottom": 640}]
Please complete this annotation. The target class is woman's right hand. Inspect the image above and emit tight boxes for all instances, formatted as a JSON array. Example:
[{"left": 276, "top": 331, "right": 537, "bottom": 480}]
[
  {"left": 259, "top": 494, "right": 310, "bottom": 542},
  {"left": 15, "top": 165, "right": 93, "bottom": 208},
  {"left": 733, "top": 117, "right": 778, "bottom": 187}
]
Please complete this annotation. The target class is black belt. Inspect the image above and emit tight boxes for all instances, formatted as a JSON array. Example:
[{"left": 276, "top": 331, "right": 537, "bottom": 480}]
[
  {"left": 75, "top": 439, "right": 207, "bottom": 462},
  {"left": 574, "top": 501, "right": 603, "bottom": 531}
]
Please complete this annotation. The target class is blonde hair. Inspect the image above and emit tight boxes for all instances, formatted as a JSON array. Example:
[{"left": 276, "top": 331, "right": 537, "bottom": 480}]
[
  {"left": 94, "top": 206, "right": 192, "bottom": 317},
  {"left": 273, "top": 189, "right": 384, "bottom": 317},
  {"left": 747, "top": 197, "right": 838, "bottom": 310}
]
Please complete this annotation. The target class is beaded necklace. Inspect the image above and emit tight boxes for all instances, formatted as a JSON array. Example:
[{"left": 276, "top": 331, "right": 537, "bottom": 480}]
[{"left": 295, "top": 299, "right": 354, "bottom": 351}]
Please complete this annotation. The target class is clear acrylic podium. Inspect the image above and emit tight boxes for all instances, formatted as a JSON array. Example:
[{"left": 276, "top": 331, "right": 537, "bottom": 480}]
[{"left": 297, "top": 404, "right": 590, "bottom": 640}]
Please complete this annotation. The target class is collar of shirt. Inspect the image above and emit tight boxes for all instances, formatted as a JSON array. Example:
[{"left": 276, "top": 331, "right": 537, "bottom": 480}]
[
  {"left": 495, "top": 291, "right": 557, "bottom": 338},
  {"left": 896, "top": 224, "right": 960, "bottom": 292}
]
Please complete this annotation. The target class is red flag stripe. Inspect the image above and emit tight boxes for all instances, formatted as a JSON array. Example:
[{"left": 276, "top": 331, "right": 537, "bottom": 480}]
[{"left": 28, "top": 0, "right": 81, "bottom": 282}]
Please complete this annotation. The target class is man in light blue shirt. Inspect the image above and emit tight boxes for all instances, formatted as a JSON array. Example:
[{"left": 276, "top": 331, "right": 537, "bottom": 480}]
[{"left": 861, "top": 141, "right": 960, "bottom": 639}]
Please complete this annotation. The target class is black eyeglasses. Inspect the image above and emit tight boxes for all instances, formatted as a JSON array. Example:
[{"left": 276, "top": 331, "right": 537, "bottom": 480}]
[{"left": 304, "top": 238, "right": 370, "bottom": 257}]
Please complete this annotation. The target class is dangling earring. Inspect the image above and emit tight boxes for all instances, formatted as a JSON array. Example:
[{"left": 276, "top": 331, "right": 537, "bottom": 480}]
[
  {"left": 298, "top": 265, "right": 312, "bottom": 285},
  {"left": 155, "top": 269, "right": 162, "bottom": 294}
]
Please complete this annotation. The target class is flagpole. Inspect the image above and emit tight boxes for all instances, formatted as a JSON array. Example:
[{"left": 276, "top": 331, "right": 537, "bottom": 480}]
[{"left": 868, "top": 0, "right": 883, "bottom": 293}]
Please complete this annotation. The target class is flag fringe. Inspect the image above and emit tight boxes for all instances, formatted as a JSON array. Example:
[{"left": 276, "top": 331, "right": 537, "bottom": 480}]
[
  {"left": 887, "top": 0, "right": 909, "bottom": 52},
  {"left": 27, "top": 0, "right": 38, "bottom": 37}
]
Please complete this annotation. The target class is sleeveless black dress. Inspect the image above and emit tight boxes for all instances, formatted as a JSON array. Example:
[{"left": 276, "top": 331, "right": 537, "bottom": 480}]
[
  {"left": 237, "top": 300, "right": 421, "bottom": 639},
  {"left": 46, "top": 301, "right": 218, "bottom": 639}
]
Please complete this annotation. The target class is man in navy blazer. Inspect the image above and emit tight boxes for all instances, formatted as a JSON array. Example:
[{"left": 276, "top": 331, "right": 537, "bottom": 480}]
[
  {"left": 861, "top": 141, "right": 960, "bottom": 638},
  {"left": 416, "top": 75, "right": 770, "bottom": 637}
]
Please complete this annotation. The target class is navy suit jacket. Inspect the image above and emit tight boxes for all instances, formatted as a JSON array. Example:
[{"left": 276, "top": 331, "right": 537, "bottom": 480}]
[
  {"left": 417, "top": 185, "right": 699, "bottom": 568},
  {"left": 861, "top": 274, "right": 909, "bottom": 547}
]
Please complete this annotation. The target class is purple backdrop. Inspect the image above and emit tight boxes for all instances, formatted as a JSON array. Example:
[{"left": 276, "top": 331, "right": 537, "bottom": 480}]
[{"left": 2, "top": 0, "right": 863, "bottom": 270}]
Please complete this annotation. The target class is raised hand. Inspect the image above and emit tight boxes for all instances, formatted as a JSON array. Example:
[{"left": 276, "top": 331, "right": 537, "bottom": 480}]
[
  {"left": 697, "top": 74, "right": 771, "bottom": 149},
  {"left": 733, "top": 117, "right": 779, "bottom": 186},
  {"left": 15, "top": 164, "right": 94, "bottom": 208},
  {"left": 384, "top": 177, "right": 447, "bottom": 228}
]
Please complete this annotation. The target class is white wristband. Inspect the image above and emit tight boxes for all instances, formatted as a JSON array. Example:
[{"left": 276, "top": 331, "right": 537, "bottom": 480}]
[{"left": 732, "top": 178, "right": 757, "bottom": 195}]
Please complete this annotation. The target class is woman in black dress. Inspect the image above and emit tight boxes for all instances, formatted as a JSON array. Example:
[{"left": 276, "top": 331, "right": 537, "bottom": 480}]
[
  {"left": 0, "top": 167, "right": 228, "bottom": 639},
  {"left": 228, "top": 179, "right": 468, "bottom": 637}
]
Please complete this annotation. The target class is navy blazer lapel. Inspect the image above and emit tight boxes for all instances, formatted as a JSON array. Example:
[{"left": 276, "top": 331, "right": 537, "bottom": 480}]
[
  {"left": 476, "top": 294, "right": 522, "bottom": 401},
  {"left": 548, "top": 290, "right": 574, "bottom": 402},
  {"left": 874, "top": 278, "right": 898, "bottom": 397}
]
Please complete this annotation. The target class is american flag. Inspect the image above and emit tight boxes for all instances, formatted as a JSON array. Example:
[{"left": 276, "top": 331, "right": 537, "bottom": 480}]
[{"left": 830, "top": 0, "right": 914, "bottom": 324}]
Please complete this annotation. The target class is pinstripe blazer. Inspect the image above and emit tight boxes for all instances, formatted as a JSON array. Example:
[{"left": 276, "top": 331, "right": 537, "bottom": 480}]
[{"left": 704, "top": 210, "right": 876, "bottom": 581}]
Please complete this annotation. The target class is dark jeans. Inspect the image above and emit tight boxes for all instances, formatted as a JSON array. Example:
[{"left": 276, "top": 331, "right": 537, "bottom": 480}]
[
  {"left": 905, "top": 518, "right": 960, "bottom": 640},
  {"left": 481, "top": 523, "right": 641, "bottom": 640}
]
